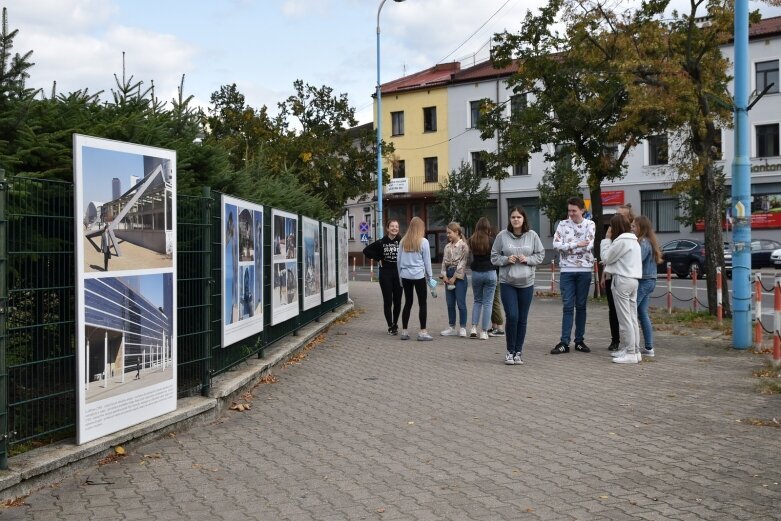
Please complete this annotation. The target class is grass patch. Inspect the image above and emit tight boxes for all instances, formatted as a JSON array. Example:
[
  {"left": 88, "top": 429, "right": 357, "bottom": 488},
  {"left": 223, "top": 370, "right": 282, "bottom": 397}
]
[
  {"left": 754, "top": 361, "right": 781, "bottom": 394},
  {"left": 648, "top": 307, "right": 732, "bottom": 334}
]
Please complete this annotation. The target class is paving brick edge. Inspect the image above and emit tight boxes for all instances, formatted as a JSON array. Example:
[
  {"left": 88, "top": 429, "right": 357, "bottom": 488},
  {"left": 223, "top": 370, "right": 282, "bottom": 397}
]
[{"left": 0, "top": 300, "right": 354, "bottom": 502}]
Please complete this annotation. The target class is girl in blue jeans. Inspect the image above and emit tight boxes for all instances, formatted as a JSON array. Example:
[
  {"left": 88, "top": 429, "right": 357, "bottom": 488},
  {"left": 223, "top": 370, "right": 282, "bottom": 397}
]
[
  {"left": 468, "top": 217, "right": 497, "bottom": 340},
  {"left": 440, "top": 222, "right": 470, "bottom": 337},
  {"left": 491, "top": 207, "right": 545, "bottom": 364},
  {"left": 633, "top": 216, "right": 663, "bottom": 357}
]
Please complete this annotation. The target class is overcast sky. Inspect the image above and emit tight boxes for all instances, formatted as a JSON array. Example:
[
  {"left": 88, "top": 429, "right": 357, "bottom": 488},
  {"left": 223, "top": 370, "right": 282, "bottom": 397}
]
[{"left": 5, "top": 0, "right": 781, "bottom": 126}]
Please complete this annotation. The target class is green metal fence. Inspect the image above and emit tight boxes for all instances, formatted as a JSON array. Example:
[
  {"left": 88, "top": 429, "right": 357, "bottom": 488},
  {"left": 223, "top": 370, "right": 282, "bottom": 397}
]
[{"left": 0, "top": 176, "right": 350, "bottom": 465}]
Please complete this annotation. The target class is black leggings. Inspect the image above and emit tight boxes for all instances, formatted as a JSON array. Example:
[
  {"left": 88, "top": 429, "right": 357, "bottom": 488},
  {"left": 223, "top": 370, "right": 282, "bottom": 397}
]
[
  {"left": 379, "top": 269, "right": 402, "bottom": 328},
  {"left": 605, "top": 277, "right": 619, "bottom": 343},
  {"left": 401, "top": 278, "right": 428, "bottom": 330}
]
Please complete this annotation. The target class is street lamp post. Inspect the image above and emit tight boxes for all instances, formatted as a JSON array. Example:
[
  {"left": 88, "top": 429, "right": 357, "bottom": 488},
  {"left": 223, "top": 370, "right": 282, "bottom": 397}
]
[{"left": 376, "top": 0, "right": 405, "bottom": 240}]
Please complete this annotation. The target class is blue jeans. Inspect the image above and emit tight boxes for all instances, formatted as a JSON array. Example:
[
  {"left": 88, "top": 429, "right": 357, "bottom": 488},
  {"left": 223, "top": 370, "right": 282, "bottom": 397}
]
[
  {"left": 560, "top": 271, "right": 591, "bottom": 344},
  {"left": 445, "top": 276, "right": 468, "bottom": 327},
  {"left": 500, "top": 284, "right": 534, "bottom": 355},
  {"left": 637, "top": 278, "right": 656, "bottom": 348},
  {"left": 471, "top": 270, "right": 497, "bottom": 332}
]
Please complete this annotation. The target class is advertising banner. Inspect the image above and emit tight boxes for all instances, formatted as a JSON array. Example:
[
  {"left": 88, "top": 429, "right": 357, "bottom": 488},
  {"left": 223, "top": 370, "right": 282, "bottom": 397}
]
[
  {"left": 302, "top": 217, "right": 322, "bottom": 311},
  {"left": 322, "top": 224, "right": 337, "bottom": 301},
  {"left": 338, "top": 226, "right": 348, "bottom": 295},
  {"left": 694, "top": 192, "right": 781, "bottom": 230},
  {"left": 271, "top": 209, "right": 299, "bottom": 324},
  {"left": 73, "top": 135, "right": 176, "bottom": 444},
  {"left": 222, "top": 195, "right": 264, "bottom": 346}
]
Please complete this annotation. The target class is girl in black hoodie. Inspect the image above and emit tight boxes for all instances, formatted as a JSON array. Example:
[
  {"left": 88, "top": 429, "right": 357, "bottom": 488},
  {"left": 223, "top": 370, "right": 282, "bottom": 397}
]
[{"left": 363, "top": 220, "right": 402, "bottom": 334}]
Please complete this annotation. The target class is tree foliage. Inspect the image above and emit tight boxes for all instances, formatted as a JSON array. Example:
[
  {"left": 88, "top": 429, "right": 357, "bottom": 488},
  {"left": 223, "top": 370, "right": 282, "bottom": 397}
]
[
  {"left": 433, "top": 161, "right": 490, "bottom": 234},
  {"left": 537, "top": 151, "right": 583, "bottom": 225}
]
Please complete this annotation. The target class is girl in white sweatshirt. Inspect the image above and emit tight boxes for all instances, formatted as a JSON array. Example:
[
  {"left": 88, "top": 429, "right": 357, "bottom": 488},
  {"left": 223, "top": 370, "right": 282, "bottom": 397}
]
[{"left": 600, "top": 214, "right": 642, "bottom": 364}]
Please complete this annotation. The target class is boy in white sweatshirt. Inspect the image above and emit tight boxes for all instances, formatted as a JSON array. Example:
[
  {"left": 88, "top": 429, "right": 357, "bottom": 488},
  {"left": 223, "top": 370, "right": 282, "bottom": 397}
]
[
  {"left": 551, "top": 197, "right": 595, "bottom": 354},
  {"left": 601, "top": 214, "right": 642, "bottom": 364}
]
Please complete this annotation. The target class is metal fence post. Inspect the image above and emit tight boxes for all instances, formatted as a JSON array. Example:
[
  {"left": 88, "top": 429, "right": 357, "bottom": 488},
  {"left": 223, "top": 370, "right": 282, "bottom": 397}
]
[
  {"left": 0, "top": 169, "right": 8, "bottom": 469},
  {"left": 201, "top": 187, "right": 212, "bottom": 397}
]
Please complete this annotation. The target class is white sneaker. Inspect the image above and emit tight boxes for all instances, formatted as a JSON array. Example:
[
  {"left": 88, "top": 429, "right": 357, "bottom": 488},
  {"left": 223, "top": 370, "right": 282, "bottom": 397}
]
[
  {"left": 479, "top": 331, "right": 489, "bottom": 340},
  {"left": 458, "top": 327, "right": 467, "bottom": 337},
  {"left": 441, "top": 327, "right": 457, "bottom": 336},
  {"left": 504, "top": 352, "right": 515, "bottom": 365},
  {"left": 469, "top": 326, "right": 477, "bottom": 338},
  {"left": 513, "top": 353, "right": 524, "bottom": 365},
  {"left": 612, "top": 352, "right": 640, "bottom": 364},
  {"left": 640, "top": 347, "right": 655, "bottom": 357},
  {"left": 611, "top": 348, "right": 627, "bottom": 358}
]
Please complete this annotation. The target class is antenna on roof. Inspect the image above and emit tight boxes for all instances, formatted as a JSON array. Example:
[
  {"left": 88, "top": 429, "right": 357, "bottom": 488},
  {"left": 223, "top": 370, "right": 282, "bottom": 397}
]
[{"left": 403, "top": 64, "right": 406, "bottom": 76}]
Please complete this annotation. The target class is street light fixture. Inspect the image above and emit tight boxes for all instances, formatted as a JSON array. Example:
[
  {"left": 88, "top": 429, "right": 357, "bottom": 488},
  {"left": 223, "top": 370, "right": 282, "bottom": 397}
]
[{"left": 376, "top": 0, "right": 406, "bottom": 240}]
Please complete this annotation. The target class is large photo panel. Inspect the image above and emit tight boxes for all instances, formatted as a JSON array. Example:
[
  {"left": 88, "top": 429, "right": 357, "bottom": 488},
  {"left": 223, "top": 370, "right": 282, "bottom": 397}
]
[
  {"left": 302, "top": 217, "right": 322, "bottom": 311},
  {"left": 222, "top": 195, "right": 264, "bottom": 346},
  {"left": 322, "top": 224, "right": 337, "bottom": 302},
  {"left": 73, "top": 134, "right": 176, "bottom": 445},
  {"left": 271, "top": 209, "right": 299, "bottom": 325},
  {"left": 338, "top": 226, "right": 348, "bottom": 295}
]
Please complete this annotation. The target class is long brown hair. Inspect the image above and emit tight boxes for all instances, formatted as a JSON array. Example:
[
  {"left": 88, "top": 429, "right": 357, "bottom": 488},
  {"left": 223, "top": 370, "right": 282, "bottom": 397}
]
[
  {"left": 469, "top": 217, "right": 492, "bottom": 255},
  {"left": 446, "top": 222, "right": 463, "bottom": 241},
  {"left": 609, "top": 214, "right": 631, "bottom": 237},
  {"left": 633, "top": 215, "right": 663, "bottom": 263},
  {"left": 400, "top": 216, "right": 425, "bottom": 252}
]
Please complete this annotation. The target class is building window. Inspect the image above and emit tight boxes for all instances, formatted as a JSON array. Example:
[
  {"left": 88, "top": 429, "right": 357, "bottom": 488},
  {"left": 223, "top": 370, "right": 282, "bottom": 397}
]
[
  {"left": 393, "top": 159, "right": 405, "bottom": 178},
  {"left": 471, "top": 151, "right": 485, "bottom": 177},
  {"left": 423, "top": 106, "right": 437, "bottom": 132},
  {"left": 641, "top": 190, "right": 679, "bottom": 233},
  {"left": 470, "top": 100, "right": 482, "bottom": 128},
  {"left": 348, "top": 215, "right": 355, "bottom": 240},
  {"left": 424, "top": 157, "right": 438, "bottom": 183},
  {"left": 513, "top": 158, "right": 529, "bottom": 176},
  {"left": 756, "top": 123, "right": 780, "bottom": 157},
  {"left": 391, "top": 111, "right": 404, "bottom": 136},
  {"left": 510, "top": 94, "right": 527, "bottom": 115},
  {"left": 756, "top": 60, "right": 779, "bottom": 94},
  {"left": 648, "top": 135, "right": 668, "bottom": 165}
]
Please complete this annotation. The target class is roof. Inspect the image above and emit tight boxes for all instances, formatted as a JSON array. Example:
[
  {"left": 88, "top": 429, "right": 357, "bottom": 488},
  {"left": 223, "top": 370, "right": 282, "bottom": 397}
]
[
  {"left": 450, "top": 59, "right": 518, "bottom": 84},
  {"left": 380, "top": 62, "right": 460, "bottom": 95},
  {"left": 749, "top": 15, "right": 781, "bottom": 39}
]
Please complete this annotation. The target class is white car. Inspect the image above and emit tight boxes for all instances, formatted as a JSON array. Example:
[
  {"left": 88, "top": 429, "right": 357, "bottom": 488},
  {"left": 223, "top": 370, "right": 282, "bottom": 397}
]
[{"left": 772, "top": 247, "right": 781, "bottom": 268}]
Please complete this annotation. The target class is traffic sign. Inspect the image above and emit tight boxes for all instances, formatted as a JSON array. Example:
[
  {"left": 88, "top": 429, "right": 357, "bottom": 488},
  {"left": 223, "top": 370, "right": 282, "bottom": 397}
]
[
  {"left": 359, "top": 221, "right": 369, "bottom": 233},
  {"left": 360, "top": 233, "right": 370, "bottom": 243}
]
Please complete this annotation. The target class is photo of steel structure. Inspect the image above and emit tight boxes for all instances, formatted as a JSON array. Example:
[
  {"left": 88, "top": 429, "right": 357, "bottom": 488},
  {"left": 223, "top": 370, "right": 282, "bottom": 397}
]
[{"left": 80, "top": 144, "right": 174, "bottom": 273}]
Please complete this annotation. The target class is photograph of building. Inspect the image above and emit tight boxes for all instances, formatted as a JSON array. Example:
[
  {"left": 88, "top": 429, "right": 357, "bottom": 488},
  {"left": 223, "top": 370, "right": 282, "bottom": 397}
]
[
  {"left": 323, "top": 224, "right": 337, "bottom": 301},
  {"left": 271, "top": 209, "right": 299, "bottom": 325},
  {"left": 338, "top": 226, "right": 348, "bottom": 295},
  {"left": 302, "top": 217, "right": 322, "bottom": 311},
  {"left": 81, "top": 145, "right": 174, "bottom": 273}
]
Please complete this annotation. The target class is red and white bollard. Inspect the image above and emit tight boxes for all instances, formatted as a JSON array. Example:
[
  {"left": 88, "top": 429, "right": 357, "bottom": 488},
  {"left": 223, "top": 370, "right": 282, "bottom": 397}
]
[
  {"left": 550, "top": 258, "right": 556, "bottom": 294},
  {"left": 691, "top": 264, "right": 698, "bottom": 312},
  {"left": 667, "top": 262, "right": 672, "bottom": 314},
  {"left": 754, "top": 273, "right": 763, "bottom": 351},
  {"left": 593, "top": 260, "right": 601, "bottom": 298},
  {"left": 716, "top": 267, "right": 723, "bottom": 324},
  {"left": 370, "top": 259, "right": 375, "bottom": 282},
  {"left": 352, "top": 256, "right": 357, "bottom": 280},
  {"left": 773, "top": 276, "right": 780, "bottom": 367}
]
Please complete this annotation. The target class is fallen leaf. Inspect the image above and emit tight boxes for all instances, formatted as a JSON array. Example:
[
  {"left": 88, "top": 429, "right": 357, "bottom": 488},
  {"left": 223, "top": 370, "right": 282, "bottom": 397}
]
[
  {"left": 407, "top": 421, "right": 415, "bottom": 425},
  {"left": 377, "top": 507, "right": 386, "bottom": 513},
  {"left": 599, "top": 495, "right": 609, "bottom": 499},
  {"left": 114, "top": 446, "right": 126, "bottom": 455}
]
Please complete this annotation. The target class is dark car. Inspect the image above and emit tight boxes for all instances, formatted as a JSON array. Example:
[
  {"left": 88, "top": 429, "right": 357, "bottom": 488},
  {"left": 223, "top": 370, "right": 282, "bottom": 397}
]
[
  {"left": 659, "top": 239, "right": 706, "bottom": 278},
  {"left": 725, "top": 239, "right": 781, "bottom": 277}
]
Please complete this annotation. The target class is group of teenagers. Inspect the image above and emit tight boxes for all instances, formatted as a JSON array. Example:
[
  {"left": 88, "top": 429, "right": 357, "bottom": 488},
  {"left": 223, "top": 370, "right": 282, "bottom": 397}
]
[{"left": 362, "top": 196, "right": 662, "bottom": 365}]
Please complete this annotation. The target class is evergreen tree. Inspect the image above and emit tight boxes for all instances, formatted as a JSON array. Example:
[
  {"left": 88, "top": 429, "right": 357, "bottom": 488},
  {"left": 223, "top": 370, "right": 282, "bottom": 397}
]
[{"left": 434, "top": 161, "right": 490, "bottom": 235}]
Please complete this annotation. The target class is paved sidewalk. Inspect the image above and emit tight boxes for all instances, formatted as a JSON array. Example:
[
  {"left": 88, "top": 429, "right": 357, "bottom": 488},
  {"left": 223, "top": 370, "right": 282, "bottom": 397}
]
[{"left": 3, "top": 281, "right": 780, "bottom": 520}]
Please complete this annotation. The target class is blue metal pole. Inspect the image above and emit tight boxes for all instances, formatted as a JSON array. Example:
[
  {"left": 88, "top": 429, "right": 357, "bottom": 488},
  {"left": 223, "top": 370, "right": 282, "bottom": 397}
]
[
  {"left": 732, "top": 0, "right": 752, "bottom": 349},
  {"left": 376, "top": 0, "right": 387, "bottom": 241}
]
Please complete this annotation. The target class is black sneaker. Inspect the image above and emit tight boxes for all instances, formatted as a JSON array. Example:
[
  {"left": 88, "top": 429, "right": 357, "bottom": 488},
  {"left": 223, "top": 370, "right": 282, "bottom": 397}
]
[
  {"left": 390, "top": 325, "right": 399, "bottom": 336},
  {"left": 574, "top": 341, "right": 591, "bottom": 353},
  {"left": 551, "top": 342, "right": 569, "bottom": 354},
  {"left": 607, "top": 340, "right": 620, "bottom": 351}
]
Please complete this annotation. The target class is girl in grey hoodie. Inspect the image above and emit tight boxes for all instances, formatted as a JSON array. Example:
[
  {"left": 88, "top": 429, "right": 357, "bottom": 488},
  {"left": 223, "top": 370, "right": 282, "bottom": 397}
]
[{"left": 491, "top": 207, "right": 545, "bottom": 365}]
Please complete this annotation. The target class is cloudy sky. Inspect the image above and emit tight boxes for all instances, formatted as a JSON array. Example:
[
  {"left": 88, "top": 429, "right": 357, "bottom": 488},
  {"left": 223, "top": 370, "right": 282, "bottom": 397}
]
[{"left": 5, "top": 0, "right": 781, "bottom": 125}]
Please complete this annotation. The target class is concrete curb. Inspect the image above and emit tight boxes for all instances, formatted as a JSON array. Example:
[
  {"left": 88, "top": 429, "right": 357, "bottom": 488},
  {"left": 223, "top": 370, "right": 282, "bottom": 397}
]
[{"left": 0, "top": 300, "right": 354, "bottom": 501}]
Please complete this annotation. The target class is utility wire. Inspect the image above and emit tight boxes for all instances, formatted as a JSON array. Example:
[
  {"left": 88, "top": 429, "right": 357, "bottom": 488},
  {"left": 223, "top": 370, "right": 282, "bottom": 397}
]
[{"left": 438, "top": 0, "right": 513, "bottom": 64}]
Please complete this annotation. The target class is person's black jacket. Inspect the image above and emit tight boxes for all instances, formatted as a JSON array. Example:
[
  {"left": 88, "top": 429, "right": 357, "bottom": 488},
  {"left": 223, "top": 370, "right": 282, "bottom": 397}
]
[{"left": 363, "top": 235, "right": 400, "bottom": 271}]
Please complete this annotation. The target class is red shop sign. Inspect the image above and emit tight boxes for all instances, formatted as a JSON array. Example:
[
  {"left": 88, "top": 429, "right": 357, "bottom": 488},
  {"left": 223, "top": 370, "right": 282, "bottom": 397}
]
[{"left": 601, "top": 190, "right": 625, "bottom": 206}]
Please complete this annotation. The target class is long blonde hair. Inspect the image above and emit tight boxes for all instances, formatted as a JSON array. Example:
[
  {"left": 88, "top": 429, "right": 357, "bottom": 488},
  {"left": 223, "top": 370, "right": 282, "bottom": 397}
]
[
  {"left": 634, "top": 215, "right": 663, "bottom": 264},
  {"left": 446, "top": 222, "right": 463, "bottom": 241},
  {"left": 400, "top": 216, "right": 425, "bottom": 252}
]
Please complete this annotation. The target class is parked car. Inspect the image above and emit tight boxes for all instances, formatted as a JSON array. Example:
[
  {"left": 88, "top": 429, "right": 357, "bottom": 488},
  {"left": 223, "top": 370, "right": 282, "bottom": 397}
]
[
  {"left": 772, "top": 247, "right": 781, "bottom": 268},
  {"left": 659, "top": 239, "right": 706, "bottom": 278},
  {"left": 724, "top": 239, "right": 781, "bottom": 277}
]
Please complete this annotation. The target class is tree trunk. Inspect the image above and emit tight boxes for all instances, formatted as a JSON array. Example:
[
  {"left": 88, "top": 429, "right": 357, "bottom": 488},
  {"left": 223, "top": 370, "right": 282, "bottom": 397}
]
[
  {"left": 589, "top": 181, "right": 604, "bottom": 298},
  {"left": 700, "top": 168, "right": 731, "bottom": 316}
]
